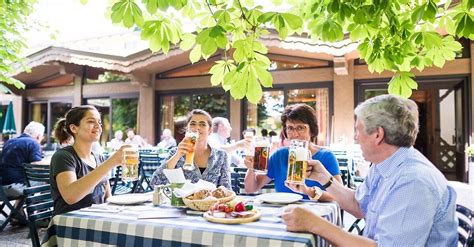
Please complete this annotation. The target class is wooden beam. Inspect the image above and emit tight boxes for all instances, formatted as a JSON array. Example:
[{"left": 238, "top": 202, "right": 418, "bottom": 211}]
[{"left": 354, "top": 58, "right": 471, "bottom": 80}]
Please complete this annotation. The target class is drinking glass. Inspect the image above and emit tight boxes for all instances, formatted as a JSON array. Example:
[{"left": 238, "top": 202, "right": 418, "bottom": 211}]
[
  {"left": 253, "top": 137, "right": 270, "bottom": 174},
  {"left": 183, "top": 129, "right": 199, "bottom": 171},
  {"left": 122, "top": 146, "right": 139, "bottom": 181},
  {"left": 286, "top": 139, "right": 309, "bottom": 184}
]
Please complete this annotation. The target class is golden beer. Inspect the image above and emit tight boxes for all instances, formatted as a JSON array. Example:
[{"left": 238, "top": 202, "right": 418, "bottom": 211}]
[
  {"left": 286, "top": 140, "right": 309, "bottom": 184},
  {"left": 254, "top": 137, "right": 270, "bottom": 173},
  {"left": 183, "top": 130, "right": 198, "bottom": 170},
  {"left": 122, "top": 147, "right": 139, "bottom": 181},
  {"left": 287, "top": 160, "right": 308, "bottom": 184}
]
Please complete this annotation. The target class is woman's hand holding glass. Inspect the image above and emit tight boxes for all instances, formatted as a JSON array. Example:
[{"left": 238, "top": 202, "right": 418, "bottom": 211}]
[
  {"left": 284, "top": 181, "right": 312, "bottom": 195},
  {"left": 176, "top": 138, "right": 195, "bottom": 157},
  {"left": 108, "top": 144, "right": 132, "bottom": 167}
]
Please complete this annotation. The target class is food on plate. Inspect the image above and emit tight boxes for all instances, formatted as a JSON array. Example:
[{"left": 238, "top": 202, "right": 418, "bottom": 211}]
[
  {"left": 186, "top": 186, "right": 232, "bottom": 200},
  {"left": 208, "top": 199, "right": 256, "bottom": 219}
]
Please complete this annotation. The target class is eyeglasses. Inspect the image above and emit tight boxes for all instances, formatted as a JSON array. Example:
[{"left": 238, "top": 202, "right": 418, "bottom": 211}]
[{"left": 286, "top": 125, "right": 307, "bottom": 133}]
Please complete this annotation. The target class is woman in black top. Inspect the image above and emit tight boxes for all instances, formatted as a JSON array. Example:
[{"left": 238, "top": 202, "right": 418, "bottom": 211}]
[{"left": 50, "top": 105, "right": 129, "bottom": 215}]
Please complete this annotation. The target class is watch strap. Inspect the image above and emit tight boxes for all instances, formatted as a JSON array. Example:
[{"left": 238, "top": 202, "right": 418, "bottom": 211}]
[{"left": 322, "top": 176, "right": 334, "bottom": 189}]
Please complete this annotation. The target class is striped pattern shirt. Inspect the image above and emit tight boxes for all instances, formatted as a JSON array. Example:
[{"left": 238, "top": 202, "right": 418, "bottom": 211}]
[{"left": 355, "top": 147, "right": 458, "bottom": 246}]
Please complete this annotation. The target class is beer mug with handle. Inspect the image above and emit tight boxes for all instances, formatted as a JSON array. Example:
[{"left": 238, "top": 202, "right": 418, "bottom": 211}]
[{"left": 286, "top": 139, "right": 309, "bottom": 184}]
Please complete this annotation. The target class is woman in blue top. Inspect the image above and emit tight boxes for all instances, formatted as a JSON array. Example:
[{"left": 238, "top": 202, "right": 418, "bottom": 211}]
[{"left": 244, "top": 104, "right": 342, "bottom": 200}]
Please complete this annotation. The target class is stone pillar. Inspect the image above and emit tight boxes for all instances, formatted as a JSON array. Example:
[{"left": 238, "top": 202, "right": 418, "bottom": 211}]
[
  {"left": 229, "top": 97, "right": 241, "bottom": 140},
  {"left": 333, "top": 58, "right": 355, "bottom": 144},
  {"left": 73, "top": 74, "right": 83, "bottom": 107},
  {"left": 137, "top": 75, "right": 155, "bottom": 145}
]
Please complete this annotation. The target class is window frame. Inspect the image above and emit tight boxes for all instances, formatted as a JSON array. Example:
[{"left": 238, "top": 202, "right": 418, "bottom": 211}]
[{"left": 241, "top": 81, "right": 334, "bottom": 145}]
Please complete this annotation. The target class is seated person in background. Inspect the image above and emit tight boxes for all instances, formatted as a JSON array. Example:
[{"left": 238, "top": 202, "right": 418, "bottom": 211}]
[
  {"left": 244, "top": 104, "right": 342, "bottom": 200},
  {"left": 282, "top": 94, "right": 458, "bottom": 246},
  {"left": 157, "top": 128, "right": 177, "bottom": 149},
  {"left": 0, "top": 121, "right": 45, "bottom": 225},
  {"left": 109, "top": 130, "right": 124, "bottom": 150},
  {"left": 151, "top": 110, "right": 231, "bottom": 189},
  {"left": 208, "top": 117, "right": 250, "bottom": 166},
  {"left": 124, "top": 128, "right": 147, "bottom": 147},
  {"left": 50, "top": 105, "right": 130, "bottom": 215}
]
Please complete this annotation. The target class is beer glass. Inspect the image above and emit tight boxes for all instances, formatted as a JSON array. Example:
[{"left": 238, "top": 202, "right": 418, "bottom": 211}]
[
  {"left": 253, "top": 137, "right": 270, "bottom": 174},
  {"left": 122, "top": 146, "right": 139, "bottom": 181},
  {"left": 183, "top": 129, "right": 199, "bottom": 171},
  {"left": 286, "top": 140, "right": 309, "bottom": 184}
]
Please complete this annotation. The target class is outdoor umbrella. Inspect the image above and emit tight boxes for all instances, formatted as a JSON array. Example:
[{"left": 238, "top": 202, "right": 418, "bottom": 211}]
[{"left": 2, "top": 101, "right": 16, "bottom": 137}]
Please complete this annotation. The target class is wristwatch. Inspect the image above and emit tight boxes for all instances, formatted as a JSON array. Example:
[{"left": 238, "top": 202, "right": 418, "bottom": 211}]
[
  {"left": 322, "top": 176, "right": 334, "bottom": 189},
  {"left": 309, "top": 186, "right": 323, "bottom": 201}
]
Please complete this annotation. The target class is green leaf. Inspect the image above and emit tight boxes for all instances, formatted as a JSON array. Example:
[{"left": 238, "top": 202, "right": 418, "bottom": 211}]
[
  {"left": 229, "top": 74, "right": 247, "bottom": 99},
  {"left": 353, "top": 10, "right": 368, "bottom": 24},
  {"left": 388, "top": 72, "right": 417, "bottom": 98},
  {"left": 258, "top": 12, "right": 277, "bottom": 23},
  {"left": 189, "top": 45, "right": 202, "bottom": 63},
  {"left": 246, "top": 77, "right": 263, "bottom": 104},
  {"left": 411, "top": 5, "right": 425, "bottom": 24},
  {"left": 281, "top": 13, "right": 303, "bottom": 30},
  {"left": 180, "top": 33, "right": 196, "bottom": 51}
]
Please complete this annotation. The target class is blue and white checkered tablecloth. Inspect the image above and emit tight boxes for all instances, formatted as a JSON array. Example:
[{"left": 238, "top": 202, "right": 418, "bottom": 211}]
[{"left": 42, "top": 201, "right": 340, "bottom": 247}]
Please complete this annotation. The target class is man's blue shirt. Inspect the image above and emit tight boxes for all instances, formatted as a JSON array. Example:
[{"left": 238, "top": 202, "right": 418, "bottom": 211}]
[
  {"left": 0, "top": 134, "right": 42, "bottom": 185},
  {"left": 355, "top": 147, "right": 458, "bottom": 246}
]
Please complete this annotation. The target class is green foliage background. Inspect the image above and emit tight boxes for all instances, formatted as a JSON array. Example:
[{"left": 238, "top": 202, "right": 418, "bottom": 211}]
[{"left": 106, "top": 0, "right": 473, "bottom": 101}]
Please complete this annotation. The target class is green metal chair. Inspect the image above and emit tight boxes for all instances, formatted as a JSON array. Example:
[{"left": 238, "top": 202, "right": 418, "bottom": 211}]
[
  {"left": 23, "top": 163, "right": 50, "bottom": 187},
  {"left": 0, "top": 176, "right": 28, "bottom": 231},
  {"left": 23, "top": 184, "right": 53, "bottom": 247}
]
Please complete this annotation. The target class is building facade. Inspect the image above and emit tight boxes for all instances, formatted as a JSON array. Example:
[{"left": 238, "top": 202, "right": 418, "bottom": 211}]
[{"left": 1, "top": 32, "right": 472, "bottom": 182}]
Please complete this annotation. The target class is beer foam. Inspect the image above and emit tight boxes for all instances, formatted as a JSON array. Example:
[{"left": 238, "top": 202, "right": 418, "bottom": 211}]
[{"left": 295, "top": 147, "right": 307, "bottom": 160}]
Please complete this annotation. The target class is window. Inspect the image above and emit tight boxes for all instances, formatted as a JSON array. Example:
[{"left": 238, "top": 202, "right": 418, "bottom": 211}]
[
  {"left": 245, "top": 85, "right": 332, "bottom": 146},
  {"left": 288, "top": 88, "right": 330, "bottom": 145},
  {"left": 28, "top": 100, "right": 72, "bottom": 148},
  {"left": 159, "top": 90, "right": 229, "bottom": 142},
  {"left": 246, "top": 90, "right": 285, "bottom": 138}
]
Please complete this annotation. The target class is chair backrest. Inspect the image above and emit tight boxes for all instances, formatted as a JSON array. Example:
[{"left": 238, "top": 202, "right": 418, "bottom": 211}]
[
  {"left": 23, "top": 163, "right": 50, "bottom": 187},
  {"left": 23, "top": 184, "right": 53, "bottom": 247},
  {"left": 231, "top": 167, "right": 275, "bottom": 195},
  {"left": 24, "top": 184, "right": 53, "bottom": 223},
  {"left": 110, "top": 166, "right": 133, "bottom": 195},
  {"left": 456, "top": 204, "right": 473, "bottom": 247},
  {"left": 139, "top": 152, "right": 163, "bottom": 174},
  {"left": 347, "top": 218, "right": 365, "bottom": 236}
]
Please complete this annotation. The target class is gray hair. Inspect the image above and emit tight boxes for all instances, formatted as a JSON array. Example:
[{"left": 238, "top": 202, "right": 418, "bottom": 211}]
[
  {"left": 354, "top": 94, "right": 419, "bottom": 147},
  {"left": 212, "top": 117, "right": 229, "bottom": 133},
  {"left": 23, "top": 121, "right": 45, "bottom": 138}
]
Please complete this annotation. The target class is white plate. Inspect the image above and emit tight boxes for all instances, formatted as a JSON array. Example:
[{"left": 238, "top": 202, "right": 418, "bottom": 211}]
[
  {"left": 107, "top": 194, "right": 151, "bottom": 205},
  {"left": 256, "top": 192, "right": 303, "bottom": 204}
]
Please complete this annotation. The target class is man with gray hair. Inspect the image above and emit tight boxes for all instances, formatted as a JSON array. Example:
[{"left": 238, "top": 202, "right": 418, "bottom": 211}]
[
  {"left": 282, "top": 94, "right": 458, "bottom": 246},
  {"left": 208, "top": 117, "right": 250, "bottom": 166},
  {"left": 0, "top": 121, "right": 45, "bottom": 226}
]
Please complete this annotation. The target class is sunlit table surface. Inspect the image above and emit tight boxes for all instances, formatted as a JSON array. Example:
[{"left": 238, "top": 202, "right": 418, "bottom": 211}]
[{"left": 42, "top": 197, "right": 341, "bottom": 247}]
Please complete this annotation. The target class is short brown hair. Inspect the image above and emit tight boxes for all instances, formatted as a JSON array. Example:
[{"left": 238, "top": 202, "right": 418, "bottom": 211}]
[{"left": 281, "top": 104, "right": 319, "bottom": 143}]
